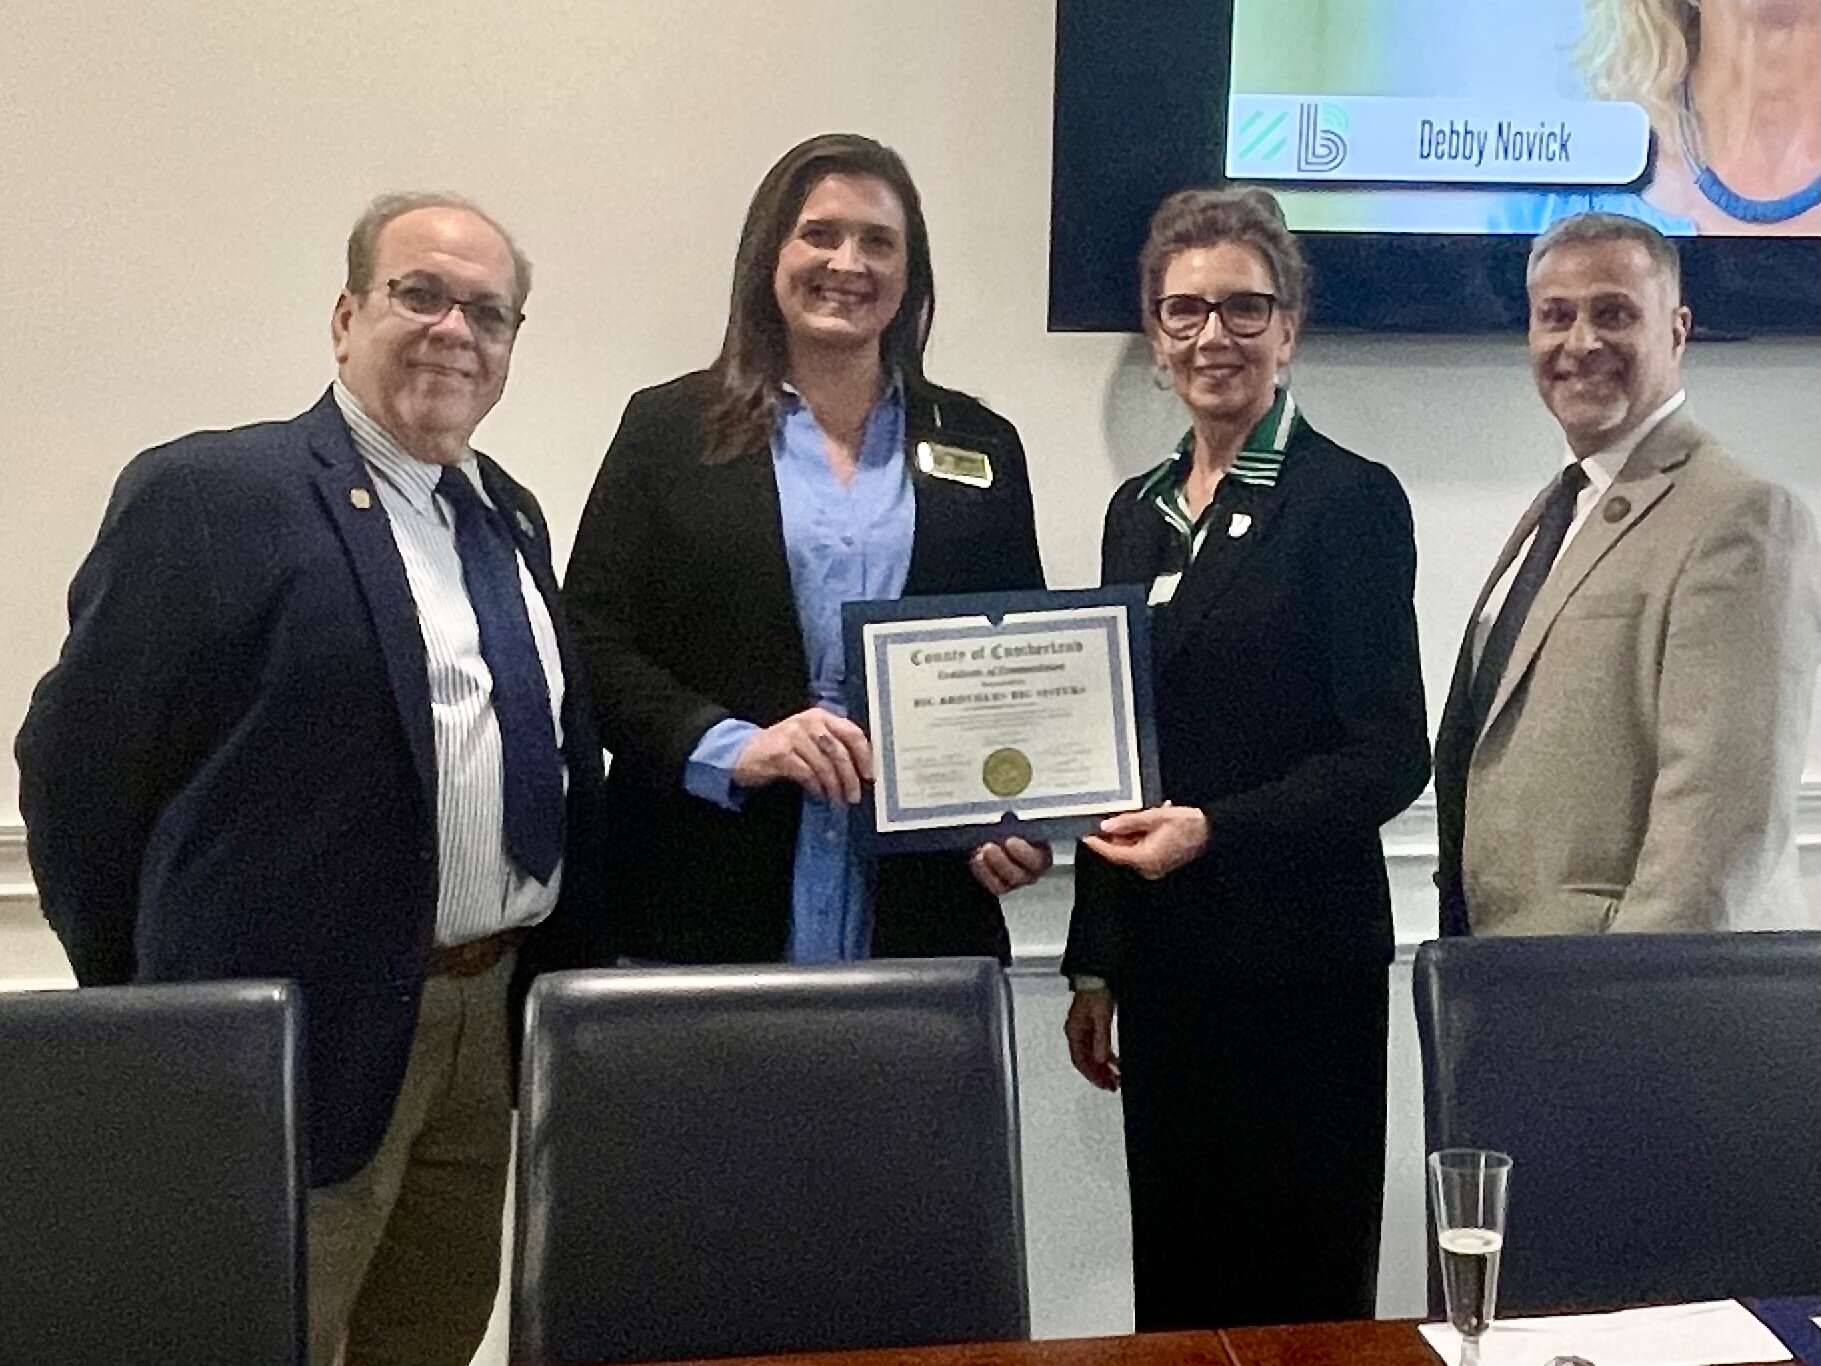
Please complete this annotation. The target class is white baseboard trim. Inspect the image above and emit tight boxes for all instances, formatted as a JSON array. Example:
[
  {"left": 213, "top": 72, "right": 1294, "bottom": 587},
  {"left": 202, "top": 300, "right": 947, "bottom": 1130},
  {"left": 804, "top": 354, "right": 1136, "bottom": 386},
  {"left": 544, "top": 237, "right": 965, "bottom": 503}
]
[{"left": 0, "top": 825, "right": 31, "bottom": 909}]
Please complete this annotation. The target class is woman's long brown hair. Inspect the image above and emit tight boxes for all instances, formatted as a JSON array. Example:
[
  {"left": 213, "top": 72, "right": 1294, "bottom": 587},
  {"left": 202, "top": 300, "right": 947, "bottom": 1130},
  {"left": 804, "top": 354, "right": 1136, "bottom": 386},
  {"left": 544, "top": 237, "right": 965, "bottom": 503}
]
[{"left": 702, "top": 133, "right": 936, "bottom": 463}]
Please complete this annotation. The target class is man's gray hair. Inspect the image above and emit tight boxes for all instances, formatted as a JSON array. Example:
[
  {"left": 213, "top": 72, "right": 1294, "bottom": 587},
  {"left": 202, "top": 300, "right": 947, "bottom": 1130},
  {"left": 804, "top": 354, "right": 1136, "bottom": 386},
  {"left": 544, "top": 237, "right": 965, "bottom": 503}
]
[
  {"left": 1526, "top": 211, "right": 1682, "bottom": 299},
  {"left": 344, "top": 191, "right": 533, "bottom": 311}
]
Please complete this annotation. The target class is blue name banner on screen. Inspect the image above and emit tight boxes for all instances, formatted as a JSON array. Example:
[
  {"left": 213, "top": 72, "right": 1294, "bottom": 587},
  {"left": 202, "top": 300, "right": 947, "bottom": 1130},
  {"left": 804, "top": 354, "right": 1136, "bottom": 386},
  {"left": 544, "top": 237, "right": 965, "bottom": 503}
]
[{"left": 1226, "top": 95, "right": 1649, "bottom": 186}]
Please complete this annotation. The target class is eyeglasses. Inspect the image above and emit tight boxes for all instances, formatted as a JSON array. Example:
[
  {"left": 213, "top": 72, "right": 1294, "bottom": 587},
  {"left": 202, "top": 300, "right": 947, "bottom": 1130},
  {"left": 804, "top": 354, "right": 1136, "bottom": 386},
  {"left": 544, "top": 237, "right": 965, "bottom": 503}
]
[
  {"left": 1154, "top": 290, "right": 1277, "bottom": 341},
  {"left": 383, "top": 275, "right": 523, "bottom": 345}
]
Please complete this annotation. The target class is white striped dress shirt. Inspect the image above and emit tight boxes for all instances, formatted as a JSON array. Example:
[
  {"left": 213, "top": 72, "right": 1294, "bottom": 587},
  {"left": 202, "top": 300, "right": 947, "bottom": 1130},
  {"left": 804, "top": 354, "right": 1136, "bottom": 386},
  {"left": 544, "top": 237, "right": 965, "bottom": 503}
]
[{"left": 333, "top": 382, "right": 565, "bottom": 945}]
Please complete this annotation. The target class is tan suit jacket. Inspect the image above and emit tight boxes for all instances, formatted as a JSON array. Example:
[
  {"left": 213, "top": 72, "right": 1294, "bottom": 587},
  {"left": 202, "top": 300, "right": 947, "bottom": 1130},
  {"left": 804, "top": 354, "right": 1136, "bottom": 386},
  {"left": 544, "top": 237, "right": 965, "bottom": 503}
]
[{"left": 1435, "top": 409, "right": 1821, "bottom": 935}]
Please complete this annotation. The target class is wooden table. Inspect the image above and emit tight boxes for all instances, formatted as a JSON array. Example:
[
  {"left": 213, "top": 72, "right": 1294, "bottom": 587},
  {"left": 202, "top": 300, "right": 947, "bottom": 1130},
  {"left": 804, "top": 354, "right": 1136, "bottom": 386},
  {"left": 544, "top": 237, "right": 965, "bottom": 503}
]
[
  {"left": 647, "top": 1316, "right": 1803, "bottom": 1366},
  {"left": 654, "top": 1335, "right": 1235, "bottom": 1366},
  {"left": 1224, "top": 1315, "right": 1802, "bottom": 1366},
  {"left": 1225, "top": 1318, "right": 1443, "bottom": 1364}
]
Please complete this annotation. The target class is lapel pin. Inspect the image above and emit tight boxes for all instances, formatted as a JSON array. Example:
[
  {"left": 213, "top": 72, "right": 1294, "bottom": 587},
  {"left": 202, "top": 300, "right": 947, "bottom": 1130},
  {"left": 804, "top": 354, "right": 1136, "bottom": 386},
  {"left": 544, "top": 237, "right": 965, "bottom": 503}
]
[
  {"left": 1603, "top": 496, "right": 1631, "bottom": 523},
  {"left": 348, "top": 488, "right": 372, "bottom": 510},
  {"left": 1228, "top": 512, "right": 1252, "bottom": 539},
  {"left": 1148, "top": 571, "right": 1182, "bottom": 606},
  {"left": 515, "top": 509, "right": 535, "bottom": 538}
]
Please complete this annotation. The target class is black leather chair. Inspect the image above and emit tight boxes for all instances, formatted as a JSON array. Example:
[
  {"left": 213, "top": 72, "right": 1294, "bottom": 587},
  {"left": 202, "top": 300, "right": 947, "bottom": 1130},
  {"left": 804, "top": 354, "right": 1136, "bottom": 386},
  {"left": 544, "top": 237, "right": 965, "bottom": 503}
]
[
  {"left": 513, "top": 957, "right": 1029, "bottom": 1363},
  {"left": 1414, "top": 933, "right": 1821, "bottom": 1314},
  {"left": 0, "top": 980, "right": 307, "bottom": 1363}
]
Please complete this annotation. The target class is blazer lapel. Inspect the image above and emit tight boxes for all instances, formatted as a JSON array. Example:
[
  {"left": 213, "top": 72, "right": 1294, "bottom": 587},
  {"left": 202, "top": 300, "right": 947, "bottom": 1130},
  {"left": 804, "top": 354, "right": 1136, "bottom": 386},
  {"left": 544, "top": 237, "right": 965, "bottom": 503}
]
[
  {"left": 477, "top": 457, "right": 559, "bottom": 609},
  {"left": 304, "top": 392, "right": 437, "bottom": 816},
  {"left": 1440, "top": 481, "right": 1553, "bottom": 735},
  {"left": 1434, "top": 478, "right": 1554, "bottom": 892},
  {"left": 903, "top": 472, "right": 989, "bottom": 596},
  {"left": 476, "top": 456, "right": 603, "bottom": 775},
  {"left": 1481, "top": 414, "right": 1694, "bottom": 735},
  {"left": 901, "top": 386, "right": 998, "bottom": 597},
  {"left": 1104, "top": 488, "right": 1174, "bottom": 590},
  {"left": 1472, "top": 484, "right": 1555, "bottom": 642},
  {"left": 716, "top": 435, "right": 803, "bottom": 635},
  {"left": 1154, "top": 477, "right": 1287, "bottom": 673}
]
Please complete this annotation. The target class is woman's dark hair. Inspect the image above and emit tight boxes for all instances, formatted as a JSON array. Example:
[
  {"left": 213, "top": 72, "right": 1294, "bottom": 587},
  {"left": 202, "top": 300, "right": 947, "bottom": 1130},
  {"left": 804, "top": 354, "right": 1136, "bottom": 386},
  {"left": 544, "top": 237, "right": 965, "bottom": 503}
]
[
  {"left": 703, "top": 133, "right": 935, "bottom": 463},
  {"left": 1138, "top": 186, "right": 1310, "bottom": 335}
]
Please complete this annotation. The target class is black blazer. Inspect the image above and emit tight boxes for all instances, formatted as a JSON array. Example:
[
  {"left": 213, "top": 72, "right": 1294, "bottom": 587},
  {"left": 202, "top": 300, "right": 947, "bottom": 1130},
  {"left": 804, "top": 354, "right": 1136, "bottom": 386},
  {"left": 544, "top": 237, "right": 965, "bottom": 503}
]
[
  {"left": 1062, "top": 418, "right": 1429, "bottom": 987},
  {"left": 14, "top": 391, "right": 606, "bottom": 1186},
  {"left": 562, "top": 369, "right": 1045, "bottom": 964}
]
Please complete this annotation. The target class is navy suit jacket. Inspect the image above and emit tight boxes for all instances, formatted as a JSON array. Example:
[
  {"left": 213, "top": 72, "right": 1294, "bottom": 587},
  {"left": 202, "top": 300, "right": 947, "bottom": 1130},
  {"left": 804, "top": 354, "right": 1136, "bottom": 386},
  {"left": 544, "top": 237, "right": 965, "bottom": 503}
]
[{"left": 15, "top": 390, "right": 606, "bottom": 1186}]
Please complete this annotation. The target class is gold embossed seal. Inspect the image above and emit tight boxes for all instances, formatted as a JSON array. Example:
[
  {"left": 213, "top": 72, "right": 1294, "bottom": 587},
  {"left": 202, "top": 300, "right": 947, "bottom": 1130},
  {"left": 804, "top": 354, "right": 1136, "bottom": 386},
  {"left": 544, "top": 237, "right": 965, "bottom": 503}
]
[{"left": 982, "top": 747, "right": 1034, "bottom": 798}]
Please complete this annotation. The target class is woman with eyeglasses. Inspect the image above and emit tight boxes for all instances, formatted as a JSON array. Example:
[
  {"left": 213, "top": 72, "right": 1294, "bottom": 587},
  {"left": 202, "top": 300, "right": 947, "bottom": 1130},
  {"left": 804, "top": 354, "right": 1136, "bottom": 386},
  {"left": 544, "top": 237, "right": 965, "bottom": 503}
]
[
  {"left": 556, "top": 133, "right": 1049, "bottom": 971},
  {"left": 1061, "top": 186, "right": 1429, "bottom": 1330}
]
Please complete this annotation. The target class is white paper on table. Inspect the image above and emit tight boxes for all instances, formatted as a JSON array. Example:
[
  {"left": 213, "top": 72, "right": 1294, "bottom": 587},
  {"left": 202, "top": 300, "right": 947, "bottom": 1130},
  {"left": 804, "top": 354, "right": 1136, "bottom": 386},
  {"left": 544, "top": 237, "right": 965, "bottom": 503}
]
[{"left": 1418, "top": 1299, "right": 1792, "bottom": 1366}]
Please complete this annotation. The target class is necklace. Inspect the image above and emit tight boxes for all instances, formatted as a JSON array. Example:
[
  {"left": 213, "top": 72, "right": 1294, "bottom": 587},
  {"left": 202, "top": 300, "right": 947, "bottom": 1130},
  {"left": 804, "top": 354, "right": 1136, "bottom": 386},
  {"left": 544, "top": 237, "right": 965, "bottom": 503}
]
[{"left": 1676, "top": 83, "right": 1821, "bottom": 224}]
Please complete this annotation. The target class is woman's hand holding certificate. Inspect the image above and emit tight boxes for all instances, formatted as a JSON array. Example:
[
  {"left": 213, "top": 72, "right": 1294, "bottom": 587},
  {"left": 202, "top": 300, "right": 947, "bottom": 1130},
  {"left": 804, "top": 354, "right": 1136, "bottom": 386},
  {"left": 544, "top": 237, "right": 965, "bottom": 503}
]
[
  {"left": 1081, "top": 802, "right": 1210, "bottom": 880},
  {"left": 732, "top": 706, "right": 873, "bottom": 806}
]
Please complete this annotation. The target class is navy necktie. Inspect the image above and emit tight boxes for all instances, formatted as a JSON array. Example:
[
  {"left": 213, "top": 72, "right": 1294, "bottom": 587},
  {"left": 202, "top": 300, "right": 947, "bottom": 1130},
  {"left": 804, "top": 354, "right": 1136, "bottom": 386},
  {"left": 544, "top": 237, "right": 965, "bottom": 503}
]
[
  {"left": 1469, "top": 462, "right": 1590, "bottom": 737},
  {"left": 437, "top": 466, "right": 564, "bottom": 883}
]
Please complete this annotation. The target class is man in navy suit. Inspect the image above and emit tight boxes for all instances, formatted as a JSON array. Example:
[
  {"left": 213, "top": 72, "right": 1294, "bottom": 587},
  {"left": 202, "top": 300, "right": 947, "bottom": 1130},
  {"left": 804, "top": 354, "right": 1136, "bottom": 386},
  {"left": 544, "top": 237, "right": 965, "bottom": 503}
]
[{"left": 16, "top": 192, "right": 604, "bottom": 1365}]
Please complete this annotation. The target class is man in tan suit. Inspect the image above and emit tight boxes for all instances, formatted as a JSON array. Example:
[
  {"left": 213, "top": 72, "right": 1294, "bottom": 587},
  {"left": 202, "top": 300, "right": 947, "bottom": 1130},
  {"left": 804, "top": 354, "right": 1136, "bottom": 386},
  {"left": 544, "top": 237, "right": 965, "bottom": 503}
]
[{"left": 1435, "top": 212, "right": 1820, "bottom": 937}]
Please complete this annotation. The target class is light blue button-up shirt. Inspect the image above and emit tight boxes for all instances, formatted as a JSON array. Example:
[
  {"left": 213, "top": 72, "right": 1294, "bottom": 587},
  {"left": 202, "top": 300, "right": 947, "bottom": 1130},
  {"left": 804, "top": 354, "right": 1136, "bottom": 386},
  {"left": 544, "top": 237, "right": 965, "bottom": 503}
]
[{"left": 683, "top": 383, "right": 915, "bottom": 961}]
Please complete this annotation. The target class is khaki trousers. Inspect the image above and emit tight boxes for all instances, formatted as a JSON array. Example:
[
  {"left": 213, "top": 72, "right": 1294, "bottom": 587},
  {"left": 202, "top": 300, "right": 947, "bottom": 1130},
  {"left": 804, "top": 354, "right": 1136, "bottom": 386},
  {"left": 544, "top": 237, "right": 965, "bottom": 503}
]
[{"left": 307, "top": 951, "right": 515, "bottom": 1366}]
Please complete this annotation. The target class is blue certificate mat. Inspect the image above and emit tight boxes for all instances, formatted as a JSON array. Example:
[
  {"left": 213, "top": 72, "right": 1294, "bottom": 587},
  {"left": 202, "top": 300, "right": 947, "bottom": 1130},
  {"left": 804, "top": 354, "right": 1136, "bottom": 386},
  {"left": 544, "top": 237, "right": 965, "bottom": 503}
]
[{"left": 842, "top": 586, "right": 1161, "bottom": 853}]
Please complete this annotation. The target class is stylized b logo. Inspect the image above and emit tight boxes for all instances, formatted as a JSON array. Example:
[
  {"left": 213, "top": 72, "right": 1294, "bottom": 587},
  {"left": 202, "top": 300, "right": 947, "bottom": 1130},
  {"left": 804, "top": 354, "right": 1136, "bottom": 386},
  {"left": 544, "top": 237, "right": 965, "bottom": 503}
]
[{"left": 1296, "top": 102, "right": 1349, "bottom": 173}]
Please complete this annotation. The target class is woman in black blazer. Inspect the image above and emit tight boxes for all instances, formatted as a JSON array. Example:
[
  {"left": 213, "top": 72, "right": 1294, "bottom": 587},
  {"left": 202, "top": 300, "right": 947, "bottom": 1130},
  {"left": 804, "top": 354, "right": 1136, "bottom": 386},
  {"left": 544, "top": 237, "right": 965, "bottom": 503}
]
[
  {"left": 1061, "top": 188, "right": 1430, "bottom": 1330},
  {"left": 561, "top": 134, "right": 1049, "bottom": 967}
]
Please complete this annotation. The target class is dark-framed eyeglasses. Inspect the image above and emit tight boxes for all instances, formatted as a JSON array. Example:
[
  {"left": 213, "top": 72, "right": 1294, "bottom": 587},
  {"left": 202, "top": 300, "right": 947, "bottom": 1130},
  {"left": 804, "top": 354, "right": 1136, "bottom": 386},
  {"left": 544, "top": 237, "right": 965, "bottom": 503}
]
[
  {"left": 384, "top": 275, "right": 524, "bottom": 345},
  {"left": 1154, "top": 290, "right": 1277, "bottom": 341}
]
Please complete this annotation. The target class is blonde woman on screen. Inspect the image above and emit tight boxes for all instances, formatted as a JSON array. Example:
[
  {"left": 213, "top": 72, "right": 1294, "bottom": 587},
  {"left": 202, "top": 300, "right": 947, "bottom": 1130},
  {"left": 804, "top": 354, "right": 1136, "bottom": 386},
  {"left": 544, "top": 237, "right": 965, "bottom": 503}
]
[{"left": 1581, "top": 0, "right": 1820, "bottom": 233}]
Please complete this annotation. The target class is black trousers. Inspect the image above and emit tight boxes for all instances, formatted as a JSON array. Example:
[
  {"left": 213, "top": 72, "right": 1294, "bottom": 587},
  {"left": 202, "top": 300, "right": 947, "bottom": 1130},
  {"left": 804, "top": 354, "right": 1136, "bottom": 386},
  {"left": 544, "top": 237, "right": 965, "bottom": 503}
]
[{"left": 1117, "top": 964, "right": 1390, "bottom": 1331}]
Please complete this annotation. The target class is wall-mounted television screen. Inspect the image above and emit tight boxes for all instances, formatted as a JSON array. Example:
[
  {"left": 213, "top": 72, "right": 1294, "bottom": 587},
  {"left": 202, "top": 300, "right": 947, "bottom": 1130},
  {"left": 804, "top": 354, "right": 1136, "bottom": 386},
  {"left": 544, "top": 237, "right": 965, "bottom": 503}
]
[{"left": 1050, "top": 0, "right": 1821, "bottom": 334}]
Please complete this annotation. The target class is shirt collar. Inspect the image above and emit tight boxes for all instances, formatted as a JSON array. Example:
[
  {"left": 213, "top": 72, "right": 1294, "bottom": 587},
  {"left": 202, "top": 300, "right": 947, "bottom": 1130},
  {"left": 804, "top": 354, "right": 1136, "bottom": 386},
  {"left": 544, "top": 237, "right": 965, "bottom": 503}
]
[
  {"left": 332, "top": 379, "right": 477, "bottom": 515},
  {"left": 776, "top": 372, "right": 906, "bottom": 468},
  {"left": 1137, "top": 387, "right": 1298, "bottom": 502},
  {"left": 1563, "top": 389, "right": 1686, "bottom": 493},
  {"left": 778, "top": 371, "right": 905, "bottom": 407}
]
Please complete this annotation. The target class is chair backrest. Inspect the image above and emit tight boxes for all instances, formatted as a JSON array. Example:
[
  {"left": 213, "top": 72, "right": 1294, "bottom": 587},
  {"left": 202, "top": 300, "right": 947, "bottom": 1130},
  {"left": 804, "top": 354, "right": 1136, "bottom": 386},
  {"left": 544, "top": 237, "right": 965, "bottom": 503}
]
[
  {"left": 1414, "top": 933, "right": 1821, "bottom": 1314},
  {"left": 513, "top": 957, "right": 1030, "bottom": 1364},
  {"left": 0, "top": 979, "right": 306, "bottom": 1363}
]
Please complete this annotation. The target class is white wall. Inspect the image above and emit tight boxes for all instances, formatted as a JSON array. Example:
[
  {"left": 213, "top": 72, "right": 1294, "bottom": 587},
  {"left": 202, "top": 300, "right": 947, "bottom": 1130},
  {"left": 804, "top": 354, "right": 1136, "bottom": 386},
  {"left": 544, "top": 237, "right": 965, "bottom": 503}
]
[
  {"left": 5, "top": 1, "right": 1818, "bottom": 830},
  {"left": 4, "top": 0, "right": 1819, "bottom": 1356}
]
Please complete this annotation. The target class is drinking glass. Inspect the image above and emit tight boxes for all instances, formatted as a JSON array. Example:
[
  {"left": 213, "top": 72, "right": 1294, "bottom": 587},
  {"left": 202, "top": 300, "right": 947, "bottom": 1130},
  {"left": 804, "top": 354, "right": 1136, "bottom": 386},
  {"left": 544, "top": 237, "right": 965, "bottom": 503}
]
[{"left": 1428, "top": 1148, "right": 1512, "bottom": 1361}]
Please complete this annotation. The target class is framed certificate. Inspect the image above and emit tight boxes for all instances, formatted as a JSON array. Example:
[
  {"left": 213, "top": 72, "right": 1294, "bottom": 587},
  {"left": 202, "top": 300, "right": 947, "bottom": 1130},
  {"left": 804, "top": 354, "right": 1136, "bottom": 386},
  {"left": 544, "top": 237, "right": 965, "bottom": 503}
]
[{"left": 841, "top": 586, "right": 1161, "bottom": 852}]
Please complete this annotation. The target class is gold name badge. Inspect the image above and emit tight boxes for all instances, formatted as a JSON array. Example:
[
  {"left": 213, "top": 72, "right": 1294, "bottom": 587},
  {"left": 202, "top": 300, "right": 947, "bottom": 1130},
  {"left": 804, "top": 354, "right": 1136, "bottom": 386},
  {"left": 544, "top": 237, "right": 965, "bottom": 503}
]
[{"left": 915, "top": 440, "right": 994, "bottom": 489}]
